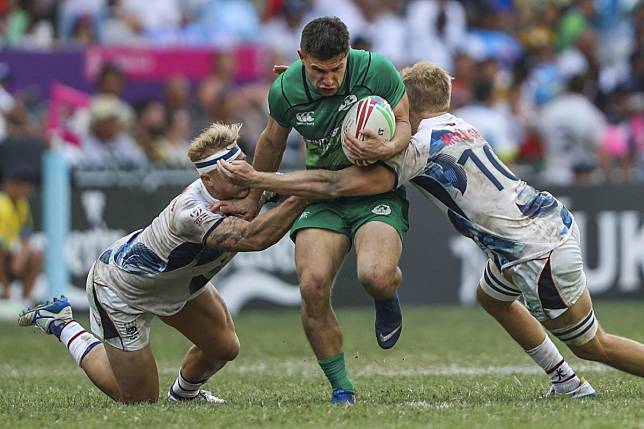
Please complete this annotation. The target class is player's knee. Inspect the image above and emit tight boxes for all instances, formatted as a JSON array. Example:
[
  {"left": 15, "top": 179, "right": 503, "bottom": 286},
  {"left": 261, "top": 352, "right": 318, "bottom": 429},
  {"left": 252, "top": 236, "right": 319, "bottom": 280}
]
[
  {"left": 218, "top": 334, "right": 240, "bottom": 362},
  {"left": 119, "top": 389, "right": 159, "bottom": 404},
  {"left": 299, "top": 272, "right": 332, "bottom": 304},
  {"left": 571, "top": 330, "right": 613, "bottom": 362},
  {"left": 357, "top": 264, "right": 397, "bottom": 293}
]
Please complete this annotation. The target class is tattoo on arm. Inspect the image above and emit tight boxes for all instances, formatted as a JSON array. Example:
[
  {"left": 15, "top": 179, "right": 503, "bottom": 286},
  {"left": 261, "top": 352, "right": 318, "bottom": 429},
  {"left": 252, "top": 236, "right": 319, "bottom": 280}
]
[{"left": 206, "top": 217, "right": 249, "bottom": 251}]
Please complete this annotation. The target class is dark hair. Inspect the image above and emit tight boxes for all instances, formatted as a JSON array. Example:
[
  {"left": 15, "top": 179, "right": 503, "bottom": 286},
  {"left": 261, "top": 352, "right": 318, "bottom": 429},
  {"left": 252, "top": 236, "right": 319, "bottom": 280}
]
[{"left": 300, "top": 17, "right": 350, "bottom": 60}]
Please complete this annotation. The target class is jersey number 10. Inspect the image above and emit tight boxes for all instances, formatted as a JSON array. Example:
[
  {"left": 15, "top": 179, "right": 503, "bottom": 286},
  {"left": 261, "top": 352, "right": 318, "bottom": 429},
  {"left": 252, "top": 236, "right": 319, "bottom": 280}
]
[{"left": 457, "top": 145, "right": 518, "bottom": 191}]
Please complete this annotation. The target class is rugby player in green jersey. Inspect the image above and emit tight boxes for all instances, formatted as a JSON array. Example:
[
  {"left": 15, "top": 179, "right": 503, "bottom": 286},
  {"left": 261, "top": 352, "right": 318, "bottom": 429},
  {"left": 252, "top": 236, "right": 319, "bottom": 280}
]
[{"left": 221, "top": 17, "right": 412, "bottom": 405}]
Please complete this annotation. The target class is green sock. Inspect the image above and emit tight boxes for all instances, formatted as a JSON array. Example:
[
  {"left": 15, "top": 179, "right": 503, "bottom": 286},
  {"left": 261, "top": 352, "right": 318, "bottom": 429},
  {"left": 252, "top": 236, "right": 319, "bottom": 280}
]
[{"left": 318, "top": 352, "right": 355, "bottom": 392}]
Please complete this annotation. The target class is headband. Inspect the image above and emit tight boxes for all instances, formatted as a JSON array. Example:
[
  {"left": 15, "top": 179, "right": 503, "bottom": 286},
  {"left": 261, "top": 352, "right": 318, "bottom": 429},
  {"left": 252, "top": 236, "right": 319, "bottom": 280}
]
[{"left": 193, "top": 144, "right": 242, "bottom": 174}]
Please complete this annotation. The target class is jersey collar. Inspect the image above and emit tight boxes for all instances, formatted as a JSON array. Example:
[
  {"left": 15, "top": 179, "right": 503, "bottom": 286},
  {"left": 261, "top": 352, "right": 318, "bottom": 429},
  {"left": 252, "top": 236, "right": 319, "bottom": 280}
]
[{"left": 418, "top": 113, "right": 455, "bottom": 131}]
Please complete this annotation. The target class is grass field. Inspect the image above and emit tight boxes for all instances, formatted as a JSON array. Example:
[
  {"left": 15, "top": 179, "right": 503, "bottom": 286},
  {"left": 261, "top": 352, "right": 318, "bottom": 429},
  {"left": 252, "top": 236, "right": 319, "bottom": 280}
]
[{"left": 1, "top": 301, "right": 643, "bottom": 429}]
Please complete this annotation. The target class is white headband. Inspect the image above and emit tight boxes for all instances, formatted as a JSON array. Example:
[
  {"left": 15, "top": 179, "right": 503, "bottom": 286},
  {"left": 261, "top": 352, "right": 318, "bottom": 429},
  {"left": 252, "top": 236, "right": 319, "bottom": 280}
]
[{"left": 193, "top": 145, "right": 242, "bottom": 174}]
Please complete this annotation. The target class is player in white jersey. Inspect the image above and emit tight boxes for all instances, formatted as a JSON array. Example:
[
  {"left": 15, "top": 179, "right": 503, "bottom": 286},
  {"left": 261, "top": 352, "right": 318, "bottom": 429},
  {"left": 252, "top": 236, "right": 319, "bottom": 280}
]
[
  {"left": 18, "top": 123, "right": 307, "bottom": 404},
  {"left": 217, "top": 62, "right": 644, "bottom": 397}
]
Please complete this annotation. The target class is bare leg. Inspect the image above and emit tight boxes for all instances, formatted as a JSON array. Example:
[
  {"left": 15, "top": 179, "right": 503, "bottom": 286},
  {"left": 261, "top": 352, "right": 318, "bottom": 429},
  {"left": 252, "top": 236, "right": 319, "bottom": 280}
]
[
  {"left": 543, "top": 288, "right": 644, "bottom": 377},
  {"left": 354, "top": 222, "right": 402, "bottom": 300},
  {"left": 295, "top": 228, "right": 350, "bottom": 359},
  {"left": 0, "top": 251, "right": 11, "bottom": 300},
  {"left": 103, "top": 342, "right": 160, "bottom": 403},
  {"left": 476, "top": 286, "right": 545, "bottom": 350},
  {"left": 77, "top": 343, "right": 121, "bottom": 401},
  {"left": 18, "top": 248, "right": 42, "bottom": 301},
  {"left": 160, "top": 284, "right": 240, "bottom": 383}
]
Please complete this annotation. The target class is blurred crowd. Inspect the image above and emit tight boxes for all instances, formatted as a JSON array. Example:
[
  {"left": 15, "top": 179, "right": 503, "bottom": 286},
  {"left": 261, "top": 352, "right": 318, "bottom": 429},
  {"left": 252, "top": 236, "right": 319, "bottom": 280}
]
[{"left": 0, "top": 0, "right": 642, "bottom": 185}]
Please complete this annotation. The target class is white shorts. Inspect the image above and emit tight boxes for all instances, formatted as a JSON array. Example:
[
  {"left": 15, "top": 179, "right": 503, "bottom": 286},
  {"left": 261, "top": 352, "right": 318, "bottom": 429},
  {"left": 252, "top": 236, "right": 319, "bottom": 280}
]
[
  {"left": 479, "top": 222, "right": 587, "bottom": 323},
  {"left": 86, "top": 262, "right": 210, "bottom": 351}
]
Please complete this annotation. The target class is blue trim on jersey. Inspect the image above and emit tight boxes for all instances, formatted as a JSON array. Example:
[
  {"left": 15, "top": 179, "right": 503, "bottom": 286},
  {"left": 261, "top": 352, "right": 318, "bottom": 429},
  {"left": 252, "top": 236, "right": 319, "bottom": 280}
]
[
  {"left": 516, "top": 190, "right": 558, "bottom": 219},
  {"left": 113, "top": 233, "right": 167, "bottom": 276},
  {"left": 412, "top": 175, "right": 469, "bottom": 219}
]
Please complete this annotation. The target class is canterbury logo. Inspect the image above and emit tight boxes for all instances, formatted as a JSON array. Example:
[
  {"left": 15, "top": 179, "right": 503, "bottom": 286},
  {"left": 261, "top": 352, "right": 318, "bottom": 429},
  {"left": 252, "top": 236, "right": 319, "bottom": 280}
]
[
  {"left": 338, "top": 95, "right": 357, "bottom": 111},
  {"left": 296, "top": 111, "right": 315, "bottom": 123}
]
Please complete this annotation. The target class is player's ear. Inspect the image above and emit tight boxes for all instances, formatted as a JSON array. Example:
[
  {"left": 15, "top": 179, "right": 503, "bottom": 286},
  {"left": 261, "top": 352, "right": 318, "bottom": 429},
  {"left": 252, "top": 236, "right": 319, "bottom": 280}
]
[{"left": 297, "top": 50, "right": 304, "bottom": 61}]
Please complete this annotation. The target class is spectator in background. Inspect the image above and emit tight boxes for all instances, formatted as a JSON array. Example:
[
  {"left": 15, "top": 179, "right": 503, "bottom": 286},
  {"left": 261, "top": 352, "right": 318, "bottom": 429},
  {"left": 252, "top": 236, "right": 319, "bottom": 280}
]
[
  {"left": 0, "top": 167, "right": 41, "bottom": 306},
  {"left": 58, "top": 0, "right": 104, "bottom": 42},
  {"left": 628, "top": 94, "right": 644, "bottom": 182},
  {"left": 406, "top": 0, "right": 467, "bottom": 70},
  {"left": 3, "top": 0, "right": 55, "bottom": 47},
  {"left": 557, "top": 0, "right": 596, "bottom": 51},
  {"left": 163, "top": 75, "right": 192, "bottom": 117},
  {"left": 450, "top": 52, "right": 474, "bottom": 109},
  {"left": 197, "top": 51, "right": 238, "bottom": 129},
  {"left": 0, "top": 63, "right": 15, "bottom": 142},
  {"left": 164, "top": 107, "right": 192, "bottom": 167},
  {"left": 352, "top": 0, "right": 407, "bottom": 67},
  {"left": 93, "top": 62, "right": 134, "bottom": 128},
  {"left": 68, "top": 13, "right": 98, "bottom": 45},
  {"left": 133, "top": 99, "right": 170, "bottom": 164},
  {"left": 456, "top": 79, "right": 518, "bottom": 163},
  {"left": 262, "top": 0, "right": 310, "bottom": 63},
  {"left": 102, "top": 0, "right": 181, "bottom": 44},
  {"left": 182, "top": 0, "right": 260, "bottom": 46},
  {"left": 72, "top": 95, "right": 147, "bottom": 169},
  {"left": 538, "top": 74, "right": 608, "bottom": 185}
]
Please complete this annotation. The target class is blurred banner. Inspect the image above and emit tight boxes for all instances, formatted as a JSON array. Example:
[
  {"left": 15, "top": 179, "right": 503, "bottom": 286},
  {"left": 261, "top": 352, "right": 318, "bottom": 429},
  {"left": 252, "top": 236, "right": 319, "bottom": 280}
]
[
  {"left": 31, "top": 178, "right": 644, "bottom": 312},
  {"left": 0, "top": 46, "right": 265, "bottom": 102}
]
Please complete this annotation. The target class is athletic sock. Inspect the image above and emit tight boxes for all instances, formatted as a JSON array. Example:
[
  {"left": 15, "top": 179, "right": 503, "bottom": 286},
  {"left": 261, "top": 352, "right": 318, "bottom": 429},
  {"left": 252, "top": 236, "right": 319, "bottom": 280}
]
[
  {"left": 526, "top": 335, "right": 581, "bottom": 393},
  {"left": 57, "top": 321, "right": 102, "bottom": 366},
  {"left": 318, "top": 352, "right": 355, "bottom": 393},
  {"left": 171, "top": 371, "right": 206, "bottom": 399}
]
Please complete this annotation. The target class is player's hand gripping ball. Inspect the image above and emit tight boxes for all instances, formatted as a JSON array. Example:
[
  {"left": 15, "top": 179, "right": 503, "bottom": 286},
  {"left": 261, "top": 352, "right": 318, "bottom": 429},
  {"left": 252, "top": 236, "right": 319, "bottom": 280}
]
[{"left": 341, "top": 96, "right": 396, "bottom": 166}]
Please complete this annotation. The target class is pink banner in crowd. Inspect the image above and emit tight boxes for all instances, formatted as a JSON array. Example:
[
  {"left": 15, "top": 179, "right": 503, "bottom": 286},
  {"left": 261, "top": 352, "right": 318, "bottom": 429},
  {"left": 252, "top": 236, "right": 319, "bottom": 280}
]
[
  {"left": 84, "top": 45, "right": 264, "bottom": 82},
  {"left": 47, "top": 82, "right": 91, "bottom": 146}
]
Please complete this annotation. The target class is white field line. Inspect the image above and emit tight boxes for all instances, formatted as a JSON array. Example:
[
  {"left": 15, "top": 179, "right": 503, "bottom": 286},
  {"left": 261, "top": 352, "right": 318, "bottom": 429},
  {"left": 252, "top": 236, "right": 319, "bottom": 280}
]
[{"left": 1, "top": 361, "right": 614, "bottom": 379}]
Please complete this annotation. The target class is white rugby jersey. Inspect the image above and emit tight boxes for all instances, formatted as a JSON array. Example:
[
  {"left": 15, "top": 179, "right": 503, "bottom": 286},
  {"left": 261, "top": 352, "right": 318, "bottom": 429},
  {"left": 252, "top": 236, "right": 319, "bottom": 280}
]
[
  {"left": 93, "top": 179, "right": 236, "bottom": 316},
  {"left": 386, "top": 113, "right": 573, "bottom": 269}
]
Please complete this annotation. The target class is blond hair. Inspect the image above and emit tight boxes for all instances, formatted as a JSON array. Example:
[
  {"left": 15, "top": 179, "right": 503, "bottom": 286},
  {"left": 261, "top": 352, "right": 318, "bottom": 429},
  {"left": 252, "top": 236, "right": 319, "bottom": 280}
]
[
  {"left": 187, "top": 122, "right": 242, "bottom": 162},
  {"left": 401, "top": 61, "right": 452, "bottom": 114}
]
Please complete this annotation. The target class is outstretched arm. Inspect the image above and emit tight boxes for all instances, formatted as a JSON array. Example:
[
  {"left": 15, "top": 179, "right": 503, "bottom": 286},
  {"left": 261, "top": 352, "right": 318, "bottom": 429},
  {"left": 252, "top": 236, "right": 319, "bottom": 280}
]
[
  {"left": 205, "top": 196, "right": 307, "bottom": 252},
  {"left": 218, "top": 160, "right": 396, "bottom": 199}
]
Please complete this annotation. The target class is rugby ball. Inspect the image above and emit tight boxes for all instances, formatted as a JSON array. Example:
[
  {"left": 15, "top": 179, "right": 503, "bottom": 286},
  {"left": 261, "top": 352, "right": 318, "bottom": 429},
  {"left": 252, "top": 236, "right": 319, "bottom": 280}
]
[{"left": 341, "top": 96, "right": 396, "bottom": 166}]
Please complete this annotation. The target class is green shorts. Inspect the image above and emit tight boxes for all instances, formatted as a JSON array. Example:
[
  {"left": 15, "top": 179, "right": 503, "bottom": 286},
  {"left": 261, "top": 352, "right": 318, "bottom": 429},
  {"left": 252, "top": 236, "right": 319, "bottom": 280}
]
[{"left": 290, "top": 187, "right": 409, "bottom": 241}]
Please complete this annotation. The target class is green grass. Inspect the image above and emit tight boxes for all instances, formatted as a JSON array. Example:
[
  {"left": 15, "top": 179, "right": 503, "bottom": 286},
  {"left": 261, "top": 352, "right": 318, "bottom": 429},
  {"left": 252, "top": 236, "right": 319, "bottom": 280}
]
[{"left": 1, "top": 302, "right": 643, "bottom": 429}]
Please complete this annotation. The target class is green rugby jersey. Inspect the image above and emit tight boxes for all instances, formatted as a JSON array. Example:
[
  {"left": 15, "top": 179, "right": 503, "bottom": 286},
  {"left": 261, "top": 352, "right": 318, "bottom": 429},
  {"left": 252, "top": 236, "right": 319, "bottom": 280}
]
[{"left": 268, "top": 49, "right": 405, "bottom": 170}]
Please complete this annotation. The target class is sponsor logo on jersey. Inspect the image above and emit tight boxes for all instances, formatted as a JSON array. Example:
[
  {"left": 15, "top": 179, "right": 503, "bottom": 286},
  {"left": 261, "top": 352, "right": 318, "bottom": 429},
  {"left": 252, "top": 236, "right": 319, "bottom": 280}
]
[
  {"left": 190, "top": 207, "right": 210, "bottom": 226},
  {"left": 299, "top": 211, "right": 310, "bottom": 220},
  {"left": 371, "top": 204, "right": 392, "bottom": 215},
  {"left": 295, "top": 111, "right": 315, "bottom": 125},
  {"left": 338, "top": 94, "right": 357, "bottom": 111}
]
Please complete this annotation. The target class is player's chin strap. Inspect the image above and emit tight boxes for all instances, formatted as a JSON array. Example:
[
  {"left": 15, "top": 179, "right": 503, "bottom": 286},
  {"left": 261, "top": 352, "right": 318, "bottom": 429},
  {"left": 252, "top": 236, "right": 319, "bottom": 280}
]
[{"left": 193, "top": 144, "right": 242, "bottom": 174}]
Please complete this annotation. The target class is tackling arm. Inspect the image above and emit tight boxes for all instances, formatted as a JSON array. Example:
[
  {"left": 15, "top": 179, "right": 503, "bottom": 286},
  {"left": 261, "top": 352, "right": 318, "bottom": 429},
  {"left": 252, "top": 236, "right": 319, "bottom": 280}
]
[
  {"left": 205, "top": 196, "right": 307, "bottom": 252},
  {"left": 219, "top": 160, "right": 397, "bottom": 199}
]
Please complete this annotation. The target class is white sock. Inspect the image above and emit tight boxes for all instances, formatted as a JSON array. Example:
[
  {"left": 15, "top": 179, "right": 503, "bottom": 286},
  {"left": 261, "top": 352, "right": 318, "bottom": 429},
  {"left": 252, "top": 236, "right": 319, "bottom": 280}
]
[
  {"left": 59, "top": 321, "right": 102, "bottom": 366},
  {"left": 171, "top": 371, "right": 206, "bottom": 399},
  {"left": 526, "top": 336, "right": 580, "bottom": 393}
]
